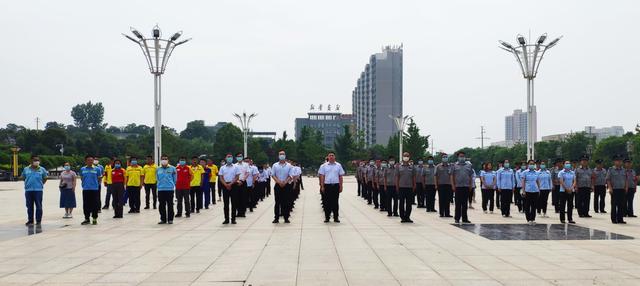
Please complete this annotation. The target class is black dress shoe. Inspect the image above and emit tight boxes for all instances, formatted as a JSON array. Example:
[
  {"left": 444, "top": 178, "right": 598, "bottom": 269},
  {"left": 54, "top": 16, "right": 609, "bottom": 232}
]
[
  {"left": 324, "top": 219, "right": 330, "bottom": 223},
  {"left": 284, "top": 219, "right": 291, "bottom": 223},
  {"left": 619, "top": 221, "right": 627, "bottom": 224},
  {"left": 158, "top": 221, "right": 166, "bottom": 224},
  {"left": 81, "top": 220, "right": 90, "bottom": 225},
  {"left": 231, "top": 220, "right": 237, "bottom": 224},
  {"left": 144, "top": 206, "right": 150, "bottom": 210},
  {"left": 168, "top": 221, "right": 173, "bottom": 224},
  {"left": 462, "top": 220, "right": 471, "bottom": 223},
  {"left": 175, "top": 214, "right": 182, "bottom": 218},
  {"left": 568, "top": 221, "right": 576, "bottom": 224},
  {"left": 272, "top": 219, "right": 279, "bottom": 223},
  {"left": 25, "top": 221, "right": 34, "bottom": 226},
  {"left": 223, "top": 220, "right": 229, "bottom": 224},
  {"left": 334, "top": 219, "right": 340, "bottom": 223}
]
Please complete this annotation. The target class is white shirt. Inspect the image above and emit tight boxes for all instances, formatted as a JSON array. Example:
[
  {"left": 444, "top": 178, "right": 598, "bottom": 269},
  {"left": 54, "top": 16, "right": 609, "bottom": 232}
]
[
  {"left": 271, "top": 161, "right": 293, "bottom": 182},
  {"left": 291, "top": 166, "right": 302, "bottom": 177},
  {"left": 318, "top": 161, "right": 345, "bottom": 184},
  {"left": 235, "top": 162, "right": 250, "bottom": 181},
  {"left": 219, "top": 164, "right": 239, "bottom": 183},
  {"left": 246, "top": 165, "right": 259, "bottom": 187}
]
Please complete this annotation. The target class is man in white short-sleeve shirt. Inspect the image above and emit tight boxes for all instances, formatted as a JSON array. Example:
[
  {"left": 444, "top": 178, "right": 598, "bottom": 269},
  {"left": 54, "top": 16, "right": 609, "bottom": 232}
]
[{"left": 318, "top": 151, "right": 345, "bottom": 223}]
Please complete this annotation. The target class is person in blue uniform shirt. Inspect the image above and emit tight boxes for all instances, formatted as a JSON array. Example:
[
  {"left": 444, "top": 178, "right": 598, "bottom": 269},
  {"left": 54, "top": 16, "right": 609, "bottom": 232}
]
[
  {"left": 496, "top": 159, "right": 515, "bottom": 218},
  {"left": 521, "top": 160, "right": 540, "bottom": 224},
  {"left": 479, "top": 162, "right": 496, "bottom": 214},
  {"left": 536, "top": 161, "right": 553, "bottom": 218},
  {"left": 558, "top": 161, "right": 576, "bottom": 224},
  {"left": 514, "top": 162, "right": 525, "bottom": 213},
  {"left": 22, "top": 155, "right": 48, "bottom": 226},
  {"left": 156, "top": 155, "right": 177, "bottom": 224},
  {"left": 80, "top": 155, "right": 101, "bottom": 225}
]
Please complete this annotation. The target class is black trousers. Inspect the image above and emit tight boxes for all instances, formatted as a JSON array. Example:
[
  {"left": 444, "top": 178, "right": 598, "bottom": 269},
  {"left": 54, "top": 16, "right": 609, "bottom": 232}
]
[
  {"left": 104, "top": 184, "right": 112, "bottom": 208},
  {"left": 524, "top": 192, "right": 539, "bottom": 221},
  {"left": 221, "top": 184, "right": 237, "bottom": 221},
  {"left": 437, "top": 185, "right": 452, "bottom": 217},
  {"left": 416, "top": 183, "right": 425, "bottom": 207},
  {"left": 144, "top": 183, "right": 157, "bottom": 208},
  {"left": 559, "top": 192, "right": 574, "bottom": 222},
  {"left": 82, "top": 190, "right": 99, "bottom": 220},
  {"left": 237, "top": 182, "right": 248, "bottom": 216},
  {"left": 175, "top": 189, "right": 190, "bottom": 216},
  {"left": 514, "top": 187, "right": 523, "bottom": 212},
  {"left": 454, "top": 187, "right": 469, "bottom": 222},
  {"left": 552, "top": 185, "right": 560, "bottom": 212},
  {"left": 481, "top": 188, "right": 495, "bottom": 212},
  {"left": 379, "top": 184, "right": 387, "bottom": 210},
  {"left": 274, "top": 184, "right": 291, "bottom": 219},
  {"left": 593, "top": 185, "right": 606, "bottom": 213},
  {"left": 495, "top": 189, "right": 501, "bottom": 208},
  {"left": 611, "top": 189, "right": 626, "bottom": 223},
  {"left": 324, "top": 184, "right": 340, "bottom": 220},
  {"left": 500, "top": 189, "right": 512, "bottom": 216},
  {"left": 249, "top": 185, "right": 258, "bottom": 209},
  {"left": 217, "top": 181, "right": 223, "bottom": 198},
  {"left": 626, "top": 188, "right": 636, "bottom": 216},
  {"left": 398, "top": 187, "right": 413, "bottom": 220},
  {"left": 357, "top": 180, "right": 362, "bottom": 196},
  {"left": 372, "top": 185, "right": 380, "bottom": 208},
  {"left": 365, "top": 181, "right": 373, "bottom": 204},
  {"left": 189, "top": 186, "right": 202, "bottom": 212},
  {"left": 111, "top": 183, "right": 125, "bottom": 217},
  {"left": 386, "top": 186, "right": 398, "bottom": 216},
  {"left": 158, "top": 191, "right": 174, "bottom": 222},
  {"left": 425, "top": 184, "right": 436, "bottom": 211},
  {"left": 266, "top": 179, "right": 271, "bottom": 197},
  {"left": 537, "top": 189, "right": 550, "bottom": 214},
  {"left": 209, "top": 183, "right": 217, "bottom": 204},
  {"left": 577, "top": 187, "right": 592, "bottom": 216},
  {"left": 127, "top": 186, "right": 141, "bottom": 212}
]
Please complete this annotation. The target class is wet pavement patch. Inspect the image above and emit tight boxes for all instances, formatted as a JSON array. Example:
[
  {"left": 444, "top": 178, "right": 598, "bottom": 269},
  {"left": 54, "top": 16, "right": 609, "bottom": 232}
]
[
  {"left": 0, "top": 224, "right": 69, "bottom": 241},
  {"left": 453, "top": 223, "right": 634, "bottom": 240}
]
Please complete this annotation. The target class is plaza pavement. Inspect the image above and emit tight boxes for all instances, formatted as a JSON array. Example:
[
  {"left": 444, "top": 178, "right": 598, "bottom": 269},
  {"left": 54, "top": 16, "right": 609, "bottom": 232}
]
[{"left": 1, "top": 176, "right": 640, "bottom": 286}]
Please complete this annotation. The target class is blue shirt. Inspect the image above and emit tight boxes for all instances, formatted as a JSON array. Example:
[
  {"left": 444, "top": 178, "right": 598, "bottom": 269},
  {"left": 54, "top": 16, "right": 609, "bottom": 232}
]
[
  {"left": 479, "top": 170, "right": 496, "bottom": 189},
  {"left": 515, "top": 169, "right": 525, "bottom": 188},
  {"left": 537, "top": 170, "right": 552, "bottom": 190},
  {"left": 271, "top": 161, "right": 293, "bottom": 182},
  {"left": 156, "top": 165, "right": 177, "bottom": 191},
  {"left": 22, "top": 166, "right": 48, "bottom": 192},
  {"left": 496, "top": 168, "right": 515, "bottom": 190},
  {"left": 201, "top": 167, "right": 212, "bottom": 189},
  {"left": 80, "top": 166, "right": 100, "bottom": 191},
  {"left": 558, "top": 169, "right": 575, "bottom": 192},
  {"left": 522, "top": 170, "right": 539, "bottom": 192}
]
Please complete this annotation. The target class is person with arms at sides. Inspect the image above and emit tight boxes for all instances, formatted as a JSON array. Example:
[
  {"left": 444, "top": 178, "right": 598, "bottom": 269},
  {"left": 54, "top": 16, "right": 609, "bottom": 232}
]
[
  {"left": 257, "top": 164, "right": 268, "bottom": 202},
  {"left": 319, "top": 151, "right": 345, "bottom": 223},
  {"left": 291, "top": 161, "right": 303, "bottom": 209},
  {"left": 110, "top": 159, "right": 126, "bottom": 218},
  {"left": 536, "top": 161, "right": 553, "bottom": 218},
  {"left": 245, "top": 157, "right": 260, "bottom": 212},
  {"left": 592, "top": 159, "right": 608, "bottom": 214},
  {"left": 424, "top": 156, "right": 438, "bottom": 213},
  {"left": 575, "top": 156, "right": 594, "bottom": 218},
  {"left": 497, "top": 159, "right": 515, "bottom": 218},
  {"left": 22, "top": 155, "right": 48, "bottom": 226},
  {"left": 558, "top": 160, "right": 577, "bottom": 224},
  {"left": 59, "top": 162, "right": 77, "bottom": 219},
  {"left": 370, "top": 159, "right": 381, "bottom": 210},
  {"left": 80, "top": 155, "right": 101, "bottom": 225},
  {"left": 156, "top": 155, "right": 177, "bottom": 224},
  {"left": 356, "top": 161, "right": 365, "bottom": 198},
  {"left": 396, "top": 152, "right": 416, "bottom": 223},
  {"left": 219, "top": 153, "right": 240, "bottom": 224},
  {"left": 265, "top": 164, "right": 272, "bottom": 197},
  {"left": 102, "top": 157, "right": 114, "bottom": 210},
  {"left": 495, "top": 162, "right": 503, "bottom": 209},
  {"left": 551, "top": 159, "right": 563, "bottom": 214},
  {"left": 376, "top": 160, "right": 387, "bottom": 212},
  {"left": 206, "top": 159, "right": 219, "bottom": 206},
  {"left": 188, "top": 156, "right": 205, "bottom": 214},
  {"left": 479, "top": 162, "right": 497, "bottom": 214},
  {"left": 415, "top": 158, "right": 426, "bottom": 209},
  {"left": 142, "top": 156, "right": 158, "bottom": 210},
  {"left": 451, "top": 151, "right": 474, "bottom": 224},
  {"left": 175, "top": 157, "right": 192, "bottom": 218},
  {"left": 624, "top": 159, "right": 638, "bottom": 218},
  {"left": 364, "top": 159, "right": 376, "bottom": 205},
  {"left": 514, "top": 162, "right": 525, "bottom": 213},
  {"left": 521, "top": 160, "right": 540, "bottom": 224},
  {"left": 435, "top": 154, "right": 453, "bottom": 218},
  {"left": 383, "top": 158, "right": 399, "bottom": 217},
  {"left": 234, "top": 153, "right": 250, "bottom": 217},
  {"left": 607, "top": 156, "right": 627, "bottom": 223},
  {"left": 125, "top": 157, "right": 143, "bottom": 213},
  {"left": 272, "top": 150, "right": 293, "bottom": 223},
  {"left": 93, "top": 158, "right": 104, "bottom": 213},
  {"left": 198, "top": 158, "right": 212, "bottom": 210}
]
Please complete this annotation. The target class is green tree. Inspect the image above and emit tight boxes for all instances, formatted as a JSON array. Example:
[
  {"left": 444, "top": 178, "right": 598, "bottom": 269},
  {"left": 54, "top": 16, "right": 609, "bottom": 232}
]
[
  {"left": 403, "top": 118, "right": 430, "bottom": 159},
  {"left": 334, "top": 125, "right": 356, "bottom": 163},
  {"left": 71, "top": 101, "right": 105, "bottom": 130},
  {"left": 180, "top": 120, "right": 214, "bottom": 141},
  {"left": 212, "top": 123, "right": 243, "bottom": 160},
  {"left": 296, "top": 126, "right": 326, "bottom": 168}
]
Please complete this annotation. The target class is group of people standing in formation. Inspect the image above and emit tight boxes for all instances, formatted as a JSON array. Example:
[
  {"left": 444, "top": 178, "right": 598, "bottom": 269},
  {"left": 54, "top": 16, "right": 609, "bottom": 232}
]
[
  {"left": 356, "top": 152, "right": 638, "bottom": 225},
  {"left": 21, "top": 151, "right": 305, "bottom": 226}
]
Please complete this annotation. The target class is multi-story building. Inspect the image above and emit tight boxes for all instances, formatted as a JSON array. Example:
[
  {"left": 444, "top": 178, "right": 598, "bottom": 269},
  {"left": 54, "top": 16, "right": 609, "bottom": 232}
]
[
  {"left": 504, "top": 108, "right": 537, "bottom": 145},
  {"left": 295, "top": 110, "right": 354, "bottom": 149},
  {"left": 542, "top": 126, "right": 625, "bottom": 143},
  {"left": 352, "top": 45, "right": 403, "bottom": 146}
]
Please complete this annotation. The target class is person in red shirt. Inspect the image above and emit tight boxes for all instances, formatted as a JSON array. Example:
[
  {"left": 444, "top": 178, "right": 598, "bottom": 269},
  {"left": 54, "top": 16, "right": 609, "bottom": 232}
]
[
  {"left": 110, "top": 159, "right": 126, "bottom": 218},
  {"left": 175, "top": 156, "right": 193, "bottom": 218}
]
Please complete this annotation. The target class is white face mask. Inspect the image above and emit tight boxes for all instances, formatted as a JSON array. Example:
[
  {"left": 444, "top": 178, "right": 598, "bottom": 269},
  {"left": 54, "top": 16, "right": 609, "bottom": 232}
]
[
  {"left": 93, "top": 160, "right": 99, "bottom": 165},
  {"left": 403, "top": 156, "right": 410, "bottom": 162},
  {"left": 161, "top": 159, "right": 168, "bottom": 166},
  {"left": 33, "top": 161, "right": 40, "bottom": 167},
  {"left": 389, "top": 160, "right": 395, "bottom": 165}
]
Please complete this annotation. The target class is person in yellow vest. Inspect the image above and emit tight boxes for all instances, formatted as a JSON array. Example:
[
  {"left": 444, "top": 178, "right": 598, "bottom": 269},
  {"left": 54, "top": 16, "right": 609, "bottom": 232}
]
[
  {"left": 206, "top": 158, "right": 219, "bottom": 207},
  {"left": 102, "top": 157, "right": 114, "bottom": 210},
  {"left": 142, "top": 156, "right": 158, "bottom": 210},
  {"left": 189, "top": 156, "right": 205, "bottom": 213},
  {"left": 125, "top": 157, "right": 144, "bottom": 213}
]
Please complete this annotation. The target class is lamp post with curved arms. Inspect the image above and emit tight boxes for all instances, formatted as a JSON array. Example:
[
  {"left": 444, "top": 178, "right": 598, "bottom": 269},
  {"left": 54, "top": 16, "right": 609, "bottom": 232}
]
[
  {"left": 123, "top": 25, "right": 191, "bottom": 165},
  {"left": 389, "top": 115, "right": 412, "bottom": 159},
  {"left": 233, "top": 112, "right": 257, "bottom": 157},
  {"left": 499, "top": 33, "right": 561, "bottom": 160}
]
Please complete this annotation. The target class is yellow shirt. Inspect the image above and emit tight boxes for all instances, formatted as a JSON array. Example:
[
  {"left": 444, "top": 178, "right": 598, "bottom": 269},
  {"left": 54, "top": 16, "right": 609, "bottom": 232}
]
[
  {"left": 190, "top": 165, "right": 205, "bottom": 187},
  {"left": 103, "top": 164, "right": 113, "bottom": 184},
  {"left": 208, "top": 164, "right": 219, "bottom": 183},
  {"left": 142, "top": 164, "right": 157, "bottom": 184},
  {"left": 126, "top": 165, "right": 143, "bottom": 187}
]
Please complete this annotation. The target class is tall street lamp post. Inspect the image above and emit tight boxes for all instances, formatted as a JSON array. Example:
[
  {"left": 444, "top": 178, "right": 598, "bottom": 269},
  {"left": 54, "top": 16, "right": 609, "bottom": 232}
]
[
  {"left": 389, "top": 115, "right": 411, "bottom": 159},
  {"left": 123, "top": 25, "right": 190, "bottom": 165},
  {"left": 233, "top": 112, "right": 257, "bottom": 157},
  {"left": 499, "top": 33, "right": 561, "bottom": 160}
]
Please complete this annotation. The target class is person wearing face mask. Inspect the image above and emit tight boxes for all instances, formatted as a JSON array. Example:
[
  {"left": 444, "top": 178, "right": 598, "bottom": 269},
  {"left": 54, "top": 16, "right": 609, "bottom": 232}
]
[
  {"left": 219, "top": 153, "right": 240, "bottom": 224},
  {"left": 234, "top": 153, "right": 250, "bottom": 217},
  {"left": 551, "top": 159, "right": 563, "bottom": 214},
  {"left": 479, "top": 162, "right": 496, "bottom": 214},
  {"left": 424, "top": 156, "right": 437, "bottom": 213},
  {"left": 156, "top": 155, "right": 177, "bottom": 224},
  {"left": 375, "top": 160, "right": 387, "bottom": 212},
  {"left": 365, "top": 158, "right": 376, "bottom": 206},
  {"left": 513, "top": 162, "right": 526, "bottom": 213},
  {"left": 536, "top": 161, "right": 553, "bottom": 218},
  {"left": 102, "top": 157, "right": 115, "bottom": 210},
  {"left": 80, "top": 155, "right": 101, "bottom": 225},
  {"left": 558, "top": 161, "right": 576, "bottom": 224},
  {"left": 142, "top": 156, "right": 158, "bottom": 210},
  {"left": 206, "top": 159, "right": 219, "bottom": 206},
  {"left": 245, "top": 157, "right": 260, "bottom": 212},
  {"left": 356, "top": 162, "right": 366, "bottom": 198},
  {"left": 110, "top": 159, "right": 126, "bottom": 218},
  {"left": 92, "top": 158, "right": 104, "bottom": 214},
  {"left": 175, "top": 156, "right": 193, "bottom": 218},
  {"left": 189, "top": 156, "right": 205, "bottom": 214},
  {"left": 607, "top": 156, "right": 627, "bottom": 223},
  {"left": 575, "top": 156, "right": 594, "bottom": 218},
  {"left": 384, "top": 157, "right": 399, "bottom": 217},
  {"left": 496, "top": 159, "right": 515, "bottom": 217},
  {"left": 624, "top": 159, "right": 637, "bottom": 218},
  {"left": 200, "top": 158, "right": 212, "bottom": 210},
  {"left": 451, "top": 151, "right": 473, "bottom": 224},
  {"left": 521, "top": 160, "right": 541, "bottom": 224},
  {"left": 59, "top": 162, "right": 77, "bottom": 219},
  {"left": 396, "top": 152, "right": 416, "bottom": 223},
  {"left": 415, "top": 159, "right": 426, "bottom": 209},
  {"left": 272, "top": 150, "right": 294, "bottom": 223},
  {"left": 22, "top": 155, "right": 48, "bottom": 226},
  {"left": 369, "top": 159, "right": 381, "bottom": 210},
  {"left": 435, "top": 154, "right": 453, "bottom": 218},
  {"left": 125, "top": 157, "right": 143, "bottom": 214},
  {"left": 592, "top": 159, "right": 607, "bottom": 214},
  {"left": 318, "top": 151, "right": 345, "bottom": 223}
]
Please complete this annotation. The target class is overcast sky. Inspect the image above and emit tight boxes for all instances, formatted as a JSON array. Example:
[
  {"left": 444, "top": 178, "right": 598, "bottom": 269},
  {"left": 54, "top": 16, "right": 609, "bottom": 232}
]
[{"left": 1, "top": 0, "right": 638, "bottom": 154}]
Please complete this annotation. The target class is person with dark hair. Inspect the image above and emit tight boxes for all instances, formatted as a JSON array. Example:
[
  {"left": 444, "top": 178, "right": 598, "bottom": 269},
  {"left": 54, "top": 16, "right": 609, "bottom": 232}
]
[
  {"left": 424, "top": 156, "right": 437, "bottom": 213},
  {"left": 319, "top": 151, "right": 345, "bottom": 223},
  {"left": 479, "top": 162, "right": 496, "bottom": 214},
  {"left": 537, "top": 161, "right": 552, "bottom": 218},
  {"left": 375, "top": 160, "right": 386, "bottom": 212},
  {"left": 175, "top": 157, "right": 192, "bottom": 218},
  {"left": 451, "top": 151, "right": 473, "bottom": 224},
  {"left": 607, "top": 156, "right": 627, "bottom": 223},
  {"left": 415, "top": 158, "right": 426, "bottom": 209},
  {"left": 435, "top": 153, "right": 453, "bottom": 218},
  {"left": 521, "top": 159, "right": 540, "bottom": 224},
  {"left": 156, "top": 155, "right": 177, "bottom": 224},
  {"left": 497, "top": 159, "right": 515, "bottom": 217},
  {"left": 514, "top": 161, "right": 525, "bottom": 213},
  {"left": 624, "top": 159, "right": 637, "bottom": 218},
  {"left": 102, "top": 157, "right": 115, "bottom": 210},
  {"left": 234, "top": 152, "right": 250, "bottom": 217},
  {"left": 200, "top": 158, "right": 212, "bottom": 210},
  {"left": 356, "top": 161, "right": 366, "bottom": 198},
  {"left": 142, "top": 156, "right": 158, "bottom": 210},
  {"left": 558, "top": 160, "right": 576, "bottom": 224},
  {"left": 125, "top": 156, "right": 143, "bottom": 213},
  {"left": 92, "top": 157, "right": 104, "bottom": 213},
  {"left": 206, "top": 158, "right": 219, "bottom": 206},
  {"left": 189, "top": 156, "right": 205, "bottom": 214},
  {"left": 245, "top": 157, "right": 260, "bottom": 212},
  {"left": 593, "top": 159, "right": 607, "bottom": 213},
  {"left": 365, "top": 158, "right": 376, "bottom": 205},
  {"left": 575, "top": 156, "right": 593, "bottom": 218},
  {"left": 551, "top": 159, "right": 563, "bottom": 213},
  {"left": 384, "top": 157, "right": 399, "bottom": 217},
  {"left": 59, "top": 162, "right": 77, "bottom": 219},
  {"left": 219, "top": 153, "right": 240, "bottom": 224},
  {"left": 22, "top": 155, "right": 48, "bottom": 226},
  {"left": 396, "top": 152, "right": 416, "bottom": 223},
  {"left": 272, "top": 150, "right": 293, "bottom": 223},
  {"left": 110, "top": 159, "right": 126, "bottom": 218},
  {"left": 80, "top": 155, "right": 101, "bottom": 225}
]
